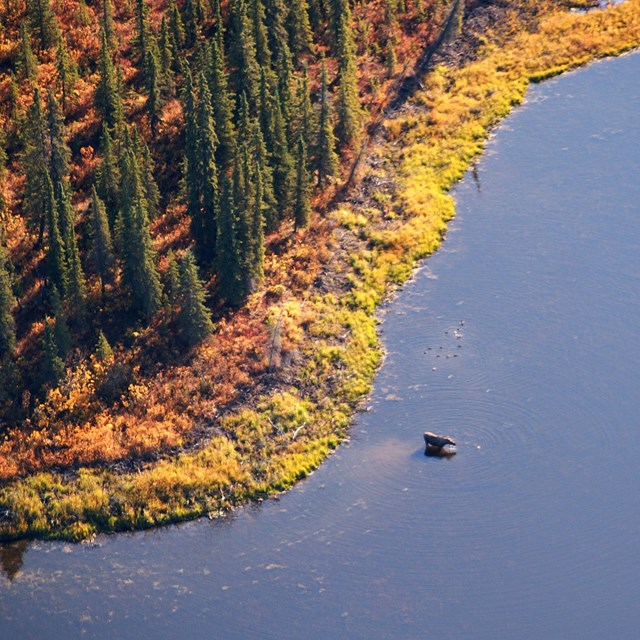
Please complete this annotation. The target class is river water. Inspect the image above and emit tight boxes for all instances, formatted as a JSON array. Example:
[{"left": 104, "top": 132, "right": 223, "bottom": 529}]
[{"left": 1, "top": 51, "right": 640, "bottom": 640}]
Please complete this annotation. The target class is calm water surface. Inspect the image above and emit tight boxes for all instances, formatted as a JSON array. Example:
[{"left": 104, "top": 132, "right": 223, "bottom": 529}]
[{"left": 1, "top": 52, "right": 640, "bottom": 640}]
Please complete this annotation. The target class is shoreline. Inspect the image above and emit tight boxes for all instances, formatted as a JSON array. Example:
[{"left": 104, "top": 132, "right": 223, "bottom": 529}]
[{"left": 2, "top": 0, "right": 640, "bottom": 542}]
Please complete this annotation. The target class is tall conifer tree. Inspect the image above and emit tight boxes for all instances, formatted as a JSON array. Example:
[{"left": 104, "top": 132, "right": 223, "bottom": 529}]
[
  {"left": 27, "top": 0, "right": 57, "bottom": 50},
  {"left": 44, "top": 174, "right": 68, "bottom": 295},
  {"left": 89, "top": 187, "right": 115, "bottom": 301},
  {"left": 159, "top": 17, "right": 176, "bottom": 96},
  {"left": 146, "top": 47, "right": 162, "bottom": 138},
  {"left": 22, "top": 87, "right": 49, "bottom": 243},
  {"left": 134, "top": 0, "right": 151, "bottom": 60},
  {"left": 42, "top": 318, "right": 65, "bottom": 385},
  {"left": 216, "top": 175, "right": 242, "bottom": 305},
  {"left": 101, "top": 0, "right": 117, "bottom": 50},
  {"left": 269, "top": 89, "right": 295, "bottom": 218},
  {"left": 168, "top": 0, "right": 186, "bottom": 53},
  {"left": 96, "top": 125, "right": 121, "bottom": 227},
  {"left": 296, "top": 65, "right": 315, "bottom": 162},
  {"left": 193, "top": 71, "right": 220, "bottom": 264},
  {"left": 335, "top": 6, "right": 362, "bottom": 148},
  {"left": 287, "top": 0, "right": 313, "bottom": 58},
  {"left": 249, "top": 0, "right": 271, "bottom": 69},
  {"left": 264, "top": 0, "right": 291, "bottom": 67},
  {"left": 55, "top": 30, "right": 78, "bottom": 110},
  {"left": 228, "top": 0, "right": 261, "bottom": 110},
  {"left": 19, "top": 24, "right": 38, "bottom": 80},
  {"left": 315, "top": 58, "right": 339, "bottom": 187},
  {"left": 177, "top": 250, "right": 214, "bottom": 345},
  {"left": 183, "top": 0, "right": 202, "bottom": 47},
  {"left": 183, "top": 68, "right": 201, "bottom": 230},
  {"left": 46, "top": 91, "right": 70, "bottom": 197},
  {"left": 207, "top": 38, "right": 236, "bottom": 170},
  {"left": 96, "top": 29, "right": 124, "bottom": 131},
  {"left": 119, "top": 146, "right": 163, "bottom": 318}
]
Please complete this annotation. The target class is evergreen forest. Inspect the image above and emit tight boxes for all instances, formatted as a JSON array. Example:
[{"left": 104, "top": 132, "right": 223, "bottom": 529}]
[{"left": 0, "top": 0, "right": 451, "bottom": 480}]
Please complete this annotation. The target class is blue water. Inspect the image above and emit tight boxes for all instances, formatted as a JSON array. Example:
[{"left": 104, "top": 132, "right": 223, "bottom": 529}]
[{"left": 1, "top": 51, "right": 639, "bottom": 640}]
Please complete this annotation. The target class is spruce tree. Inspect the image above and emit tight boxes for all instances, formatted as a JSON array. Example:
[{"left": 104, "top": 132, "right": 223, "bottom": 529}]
[
  {"left": 101, "top": 0, "right": 117, "bottom": 50},
  {"left": 235, "top": 147, "right": 262, "bottom": 295},
  {"left": 269, "top": 89, "right": 295, "bottom": 218},
  {"left": 287, "top": 0, "right": 313, "bottom": 58},
  {"left": 95, "top": 330, "right": 113, "bottom": 360},
  {"left": 168, "top": 0, "right": 186, "bottom": 52},
  {"left": 46, "top": 91, "right": 70, "bottom": 196},
  {"left": 249, "top": 0, "right": 271, "bottom": 69},
  {"left": 258, "top": 67, "right": 275, "bottom": 148},
  {"left": 296, "top": 65, "right": 315, "bottom": 163},
  {"left": 7, "top": 74, "right": 21, "bottom": 134},
  {"left": 193, "top": 71, "right": 220, "bottom": 264},
  {"left": 183, "top": 68, "right": 220, "bottom": 265},
  {"left": 89, "top": 186, "right": 115, "bottom": 300},
  {"left": 177, "top": 250, "right": 214, "bottom": 345},
  {"left": 96, "top": 125, "right": 121, "bottom": 227},
  {"left": 96, "top": 29, "right": 124, "bottom": 132},
  {"left": 248, "top": 163, "right": 265, "bottom": 282},
  {"left": 216, "top": 175, "right": 243, "bottom": 305},
  {"left": 228, "top": 0, "right": 261, "bottom": 110},
  {"left": 211, "top": 0, "right": 224, "bottom": 52},
  {"left": 315, "top": 58, "right": 339, "bottom": 187},
  {"left": 27, "top": 0, "right": 57, "bottom": 50},
  {"left": 207, "top": 38, "right": 236, "bottom": 170},
  {"left": 44, "top": 175, "right": 69, "bottom": 302},
  {"left": 307, "top": 0, "right": 325, "bottom": 34},
  {"left": 22, "top": 87, "right": 50, "bottom": 243},
  {"left": 335, "top": 7, "right": 362, "bottom": 148},
  {"left": 145, "top": 47, "right": 162, "bottom": 138},
  {"left": 217, "top": 110, "right": 266, "bottom": 303},
  {"left": 54, "top": 183, "right": 86, "bottom": 316},
  {"left": 239, "top": 94, "right": 277, "bottom": 231},
  {"left": 274, "top": 46, "right": 295, "bottom": 133},
  {"left": 183, "top": 68, "right": 201, "bottom": 235},
  {"left": 134, "top": 0, "right": 151, "bottom": 61},
  {"left": 264, "top": 0, "right": 291, "bottom": 68},
  {"left": 159, "top": 17, "right": 176, "bottom": 96},
  {"left": 293, "top": 135, "right": 311, "bottom": 229},
  {"left": 386, "top": 37, "right": 397, "bottom": 79},
  {"left": 119, "top": 146, "right": 163, "bottom": 318},
  {"left": 42, "top": 319, "right": 65, "bottom": 386},
  {"left": 19, "top": 23, "right": 38, "bottom": 81},
  {"left": 55, "top": 30, "right": 78, "bottom": 110},
  {"left": 0, "top": 243, "right": 15, "bottom": 361},
  {"left": 327, "top": 0, "right": 347, "bottom": 50},
  {"left": 183, "top": 0, "right": 201, "bottom": 47}
]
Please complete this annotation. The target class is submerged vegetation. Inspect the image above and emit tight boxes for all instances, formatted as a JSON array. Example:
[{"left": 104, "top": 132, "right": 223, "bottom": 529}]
[{"left": 1, "top": 0, "right": 640, "bottom": 540}]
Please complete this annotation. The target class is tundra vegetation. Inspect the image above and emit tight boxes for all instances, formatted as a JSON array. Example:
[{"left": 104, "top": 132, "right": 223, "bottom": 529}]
[{"left": 0, "top": 0, "right": 639, "bottom": 540}]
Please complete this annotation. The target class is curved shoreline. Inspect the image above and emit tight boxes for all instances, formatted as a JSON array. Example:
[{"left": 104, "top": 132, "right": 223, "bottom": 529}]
[{"left": 1, "top": 0, "right": 640, "bottom": 542}]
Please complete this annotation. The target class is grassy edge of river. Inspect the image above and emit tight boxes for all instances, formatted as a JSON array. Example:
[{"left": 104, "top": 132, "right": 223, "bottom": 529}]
[{"left": 2, "top": 0, "right": 640, "bottom": 542}]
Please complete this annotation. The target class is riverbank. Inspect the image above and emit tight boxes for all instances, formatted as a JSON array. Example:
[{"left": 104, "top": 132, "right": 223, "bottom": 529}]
[{"left": 2, "top": 0, "right": 639, "bottom": 542}]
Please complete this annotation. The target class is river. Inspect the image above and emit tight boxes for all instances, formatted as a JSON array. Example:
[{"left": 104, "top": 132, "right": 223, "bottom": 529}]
[{"left": 1, "top": 50, "right": 639, "bottom": 640}]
